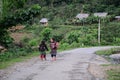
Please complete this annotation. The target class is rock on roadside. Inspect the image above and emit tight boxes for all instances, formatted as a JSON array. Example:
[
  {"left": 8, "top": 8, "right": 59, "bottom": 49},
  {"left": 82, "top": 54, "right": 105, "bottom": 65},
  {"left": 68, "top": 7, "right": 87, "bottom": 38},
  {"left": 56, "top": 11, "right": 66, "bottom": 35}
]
[{"left": 109, "top": 53, "right": 120, "bottom": 64}]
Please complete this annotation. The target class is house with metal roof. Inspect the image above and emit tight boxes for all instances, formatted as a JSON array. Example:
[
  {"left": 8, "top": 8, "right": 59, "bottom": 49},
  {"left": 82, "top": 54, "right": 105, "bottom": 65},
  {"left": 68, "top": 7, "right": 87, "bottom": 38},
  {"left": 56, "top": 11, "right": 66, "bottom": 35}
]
[
  {"left": 115, "top": 16, "right": 120, "bottom": 21},
  {"left": 76, "top": 13, "right": 89, "bottom": 20},
  {"left": 94, "top": 12, "right": 108, "bottom": 17},
  {"left": 40, "top": 18, "right": 48, "bottom": 26}
]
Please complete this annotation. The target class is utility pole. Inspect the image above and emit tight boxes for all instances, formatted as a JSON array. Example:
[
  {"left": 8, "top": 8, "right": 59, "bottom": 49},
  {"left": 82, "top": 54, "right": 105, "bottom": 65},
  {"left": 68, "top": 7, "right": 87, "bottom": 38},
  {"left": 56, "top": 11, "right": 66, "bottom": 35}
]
[
  {"left": 98, "top": 19, "right": 100, "bottom": 45},
  {"left": 94, "top": 12, "right": 108, "bottom": 45}
]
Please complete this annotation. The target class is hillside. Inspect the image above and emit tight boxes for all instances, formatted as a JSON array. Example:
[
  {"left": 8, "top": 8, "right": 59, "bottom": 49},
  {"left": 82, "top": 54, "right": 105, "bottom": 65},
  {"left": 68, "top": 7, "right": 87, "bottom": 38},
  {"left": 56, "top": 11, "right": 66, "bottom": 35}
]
[
  {"left": 0, "top": 1, "right": 120, "bottom": 79},
  {"left": 0, "top": 0, "right": 120, "bottom": 61},
  {"left": 0, "top": 0, "right": 120, "bottom": 47}
]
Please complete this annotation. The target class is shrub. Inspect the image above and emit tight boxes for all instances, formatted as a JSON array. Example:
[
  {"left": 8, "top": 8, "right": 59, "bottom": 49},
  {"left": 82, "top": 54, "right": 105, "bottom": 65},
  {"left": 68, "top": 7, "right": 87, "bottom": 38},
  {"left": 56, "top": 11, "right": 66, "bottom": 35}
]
[
  {"left": 0, "top": 45, "right": 33, "bottom": 62},
  {"left": 41, "top": 28, "right": 52, "bottom": 41},
  {"left": 96, "top": 48, "right": 120, "bottom": 56},
  {"left": 28, "top": 39, "right": 39, "bottom": 46},
  {"left": 59, "top": 43, "right": 69, "bottom": 50},
  {"left": 52, "top": 34, "right": 63, "bottom": 42},
  {"left": 101, "top": 22, "right": 120, "bottom": 45},
  {"left": 0, "top": 4, "right": 41, "bottom": 47},
  {"left": 65, "top": 31, "right": 81, "bottom": 44}
]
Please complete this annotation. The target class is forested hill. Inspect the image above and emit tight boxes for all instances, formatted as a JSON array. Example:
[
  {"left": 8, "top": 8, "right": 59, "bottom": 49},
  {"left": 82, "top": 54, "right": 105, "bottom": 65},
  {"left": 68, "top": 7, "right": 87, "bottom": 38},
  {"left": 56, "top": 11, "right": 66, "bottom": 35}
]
[
  {"left": 37, "top": 0, "right": 120, "bottom": 19},
  {"left": 1, "top": 0, "right": 120, "bottom": 20},
  {"left": 26, "top": 0, "right": 120, "bottom": 19},
  {"left": 0, "top": 0, "right": 120, "bottom": 47}
]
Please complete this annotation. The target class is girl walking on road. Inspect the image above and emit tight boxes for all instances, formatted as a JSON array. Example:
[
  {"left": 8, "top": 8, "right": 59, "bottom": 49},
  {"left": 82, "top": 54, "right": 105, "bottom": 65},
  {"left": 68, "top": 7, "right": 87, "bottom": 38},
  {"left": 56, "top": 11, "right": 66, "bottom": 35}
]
[
  {"left": 39, "top": 40, "right": 48, "bottom": 61},
  {"left": 50, "top": 38, "right": 58, "bottom": 61}
]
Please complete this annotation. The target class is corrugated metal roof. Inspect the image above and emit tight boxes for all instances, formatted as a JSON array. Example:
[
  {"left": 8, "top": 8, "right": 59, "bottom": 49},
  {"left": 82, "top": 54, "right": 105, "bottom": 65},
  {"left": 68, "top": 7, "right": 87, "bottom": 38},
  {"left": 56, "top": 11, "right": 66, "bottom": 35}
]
[
  {"left": 76, "top": 13, "right": 89, "bottom": 19},
  {"left": 40, "top": 18, "right": 48, "bottom": 23},
  {"left": 115, "top": 16, "right": 120, "bottom": 18},
  {"left": 94, "top": 12, "right": 108, "bottom": 17}
]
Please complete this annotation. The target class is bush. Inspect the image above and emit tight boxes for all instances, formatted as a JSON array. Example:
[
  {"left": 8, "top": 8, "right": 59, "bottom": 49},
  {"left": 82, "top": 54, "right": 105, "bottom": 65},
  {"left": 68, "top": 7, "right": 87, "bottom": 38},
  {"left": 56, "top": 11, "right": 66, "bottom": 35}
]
[
  {"left": 0, "top": 45, "right": 33, "bottom": 62},
  {"left": 28, "top": 39, "right": 39, "bottom": 46},
  {"left": 65, "top": 30, "right": 81, "bottom": 44},
  {"left": 101, "top": 22, "right": 120, "bottom": 45},
  {"left": 96, "top": 48, "right": 120, "bottom": 56},
  {"left": 41, "top": 28, "right": 52, "bottom": 41},
  {"left": 59, "top": 43, "right": 70, "bottom": 50},
  {"left": 52, "top": 34, "right": 63, "bottom": 42},
  {"left": 0, "top": 4, "right": 41, "bottom": 47}
]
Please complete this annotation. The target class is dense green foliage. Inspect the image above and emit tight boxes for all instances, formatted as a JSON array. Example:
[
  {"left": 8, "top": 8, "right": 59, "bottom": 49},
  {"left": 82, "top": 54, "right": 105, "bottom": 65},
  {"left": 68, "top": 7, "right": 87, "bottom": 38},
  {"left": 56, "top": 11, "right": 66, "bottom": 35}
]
[
  {"left": 0, "top": 45, "right": 33, "bottom": 62},
  {"left": 0, "top": 0, "right": 120, "bottom": 63},
  {"left": 29, "top": 0, "right": 120, "bottom": 19},
  {"left": 1, "top": 0, "right": 120, "bottom": 47},
  {"left": 1, "top": 0, "right": 27, "bottom": 18},
  {"left": 0, "top": 4, "right": 41, "bottom": 46},
  {"left": 41, "top": 28, "right": 52, "bottom": 41}
]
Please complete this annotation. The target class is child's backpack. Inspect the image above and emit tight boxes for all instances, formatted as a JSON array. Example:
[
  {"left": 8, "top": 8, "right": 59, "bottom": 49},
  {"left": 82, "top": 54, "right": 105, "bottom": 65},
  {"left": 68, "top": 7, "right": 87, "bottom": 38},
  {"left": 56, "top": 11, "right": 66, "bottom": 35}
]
[
  {"left": 39, "top": 45, "right": 46, "bottom": 51},
  {"left": 51, "top": 42, "right": 57, "bottom": 49}
]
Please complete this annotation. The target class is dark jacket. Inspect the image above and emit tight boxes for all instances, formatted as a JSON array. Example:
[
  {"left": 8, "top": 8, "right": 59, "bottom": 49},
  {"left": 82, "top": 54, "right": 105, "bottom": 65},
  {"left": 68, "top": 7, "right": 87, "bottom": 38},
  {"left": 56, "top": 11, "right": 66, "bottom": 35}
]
[{"left": 39, "top": 43, "right": 48, "bottom": 51}]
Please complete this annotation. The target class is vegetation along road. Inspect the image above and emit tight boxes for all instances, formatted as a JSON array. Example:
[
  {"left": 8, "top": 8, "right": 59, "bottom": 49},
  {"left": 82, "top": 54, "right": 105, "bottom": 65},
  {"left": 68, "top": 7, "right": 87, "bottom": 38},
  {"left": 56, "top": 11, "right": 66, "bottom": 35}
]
[{"left": 0, "top": 46, "right": 116, "bottom": 80}]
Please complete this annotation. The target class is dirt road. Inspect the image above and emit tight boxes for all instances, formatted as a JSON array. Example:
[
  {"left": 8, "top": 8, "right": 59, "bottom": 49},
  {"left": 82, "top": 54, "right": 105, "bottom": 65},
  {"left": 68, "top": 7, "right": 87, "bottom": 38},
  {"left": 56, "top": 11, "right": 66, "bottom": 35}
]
[{"left": 0, "top": 47, "right": 114, "bottom": 80}]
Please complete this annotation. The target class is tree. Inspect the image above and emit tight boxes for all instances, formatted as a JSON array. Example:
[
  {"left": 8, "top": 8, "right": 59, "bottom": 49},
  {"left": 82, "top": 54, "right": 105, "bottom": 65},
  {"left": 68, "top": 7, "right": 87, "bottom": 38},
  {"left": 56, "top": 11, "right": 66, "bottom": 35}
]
[
  {"left": 100, "top": 0, "right": 120, "bottom": 7},
  {"left": 0, "top": 4, "right": 41, "bottom": 47},
  {"left": 41, "top": 28, "right": 52, "bottom": 42},
  {"left": 0, "top": 0, "right": 2, "bottom": 19},
  {"left": 1, "top": 0, "right": 27, "bottom": 18}
]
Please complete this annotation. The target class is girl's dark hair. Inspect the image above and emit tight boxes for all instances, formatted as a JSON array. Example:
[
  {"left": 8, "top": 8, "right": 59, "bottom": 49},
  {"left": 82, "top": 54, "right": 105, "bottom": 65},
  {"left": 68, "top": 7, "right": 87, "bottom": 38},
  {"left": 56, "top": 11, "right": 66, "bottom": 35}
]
[
  {"left": 52, "top": 38, "right": 55, "bottom": 41},
  {"left": 40, "top": 40, "right": 45, "bottom": 45}
]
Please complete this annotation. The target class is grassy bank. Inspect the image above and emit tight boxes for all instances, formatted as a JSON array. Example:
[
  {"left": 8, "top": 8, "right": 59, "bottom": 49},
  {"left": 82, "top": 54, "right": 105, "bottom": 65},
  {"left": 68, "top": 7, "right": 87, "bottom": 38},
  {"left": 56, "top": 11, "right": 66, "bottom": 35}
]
[
  {"left": 0, "top": 47, "right": 72, "bottom": 69},
  {"left": 96, "top": 48, "right": 120, "bottom": 56},
  {"left": 96, "top": 48, "right": 120, "bottom": 80},
  {"left": 0, "top": 52, "right": 39, "bottom": 69},
  {"left": 102, "top": 64, "right": 120, "bottom": 80},
  {"left": 107, "top": 67, "right": 120, "bottom": 80}
]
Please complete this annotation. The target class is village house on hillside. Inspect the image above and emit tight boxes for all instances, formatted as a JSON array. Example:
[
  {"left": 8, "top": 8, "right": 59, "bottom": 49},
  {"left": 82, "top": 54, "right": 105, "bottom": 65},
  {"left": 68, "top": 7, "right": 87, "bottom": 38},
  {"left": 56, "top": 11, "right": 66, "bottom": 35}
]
[
  {"left": 40, "top": 18, "right": 48, "bottom": 26},
  {"left": 115, "top": 16, "right": 120, "bottom": 21},
  {"left": 0, "top": 45, "right": 6, "bottom": 52},
  {"left": 94, "top": 12, "right": 108, "bottom": 17},
  {"left": 76, "top": 13, "right": 89, "bottom": 20}
]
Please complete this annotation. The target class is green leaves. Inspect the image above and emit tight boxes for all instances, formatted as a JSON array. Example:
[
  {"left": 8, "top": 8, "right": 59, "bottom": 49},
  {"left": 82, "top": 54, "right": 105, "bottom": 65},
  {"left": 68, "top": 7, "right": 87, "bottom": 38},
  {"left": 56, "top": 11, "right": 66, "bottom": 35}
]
[
  {"left": 0, "top": 47, "right": 32, "bottom": 62},
  {"left": 0, "top": 4, "right": 41, "bottom": 47},
  {"left": 96, "top": 48, "right": 120, "bottom": 56},
  {"left": 65, "top": 31, "right": 80, "bottom": 44},
  {"left": 107, "top": 69, "right": 120, "bottom": 80},
  {"left": 41, "top": 28, "right": 52, "bottom": 41}
]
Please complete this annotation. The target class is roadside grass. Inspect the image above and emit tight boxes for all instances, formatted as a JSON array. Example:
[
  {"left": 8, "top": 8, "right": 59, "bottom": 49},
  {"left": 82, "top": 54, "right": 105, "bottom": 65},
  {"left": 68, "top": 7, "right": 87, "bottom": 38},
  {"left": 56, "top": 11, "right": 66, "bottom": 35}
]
[
  {"left": 96, "top": 47, "right": 120, "bottom": 56},
  {"left": 96, "top": 48, "right": 120, "bottom": 80},
  {"left": 0, "top": 48, "right": 69, "bottom": 69},
  {"left": 0, "top": 46, "right": 84, "bottom": 69},
  {"left": 105, "top": 64, "right": 120, "bottom": 80},
  {"left": 0, "top": 46, "right": 75, "bottom": 69},
  {"left": 107, "top": 69, "right": 120, "bottom": 80},
  {"left": 0, "top": 52, "right": 39, "bottom": 69},
  {"left": 0, "top": 44, "right": 94, "bottom": 69}
]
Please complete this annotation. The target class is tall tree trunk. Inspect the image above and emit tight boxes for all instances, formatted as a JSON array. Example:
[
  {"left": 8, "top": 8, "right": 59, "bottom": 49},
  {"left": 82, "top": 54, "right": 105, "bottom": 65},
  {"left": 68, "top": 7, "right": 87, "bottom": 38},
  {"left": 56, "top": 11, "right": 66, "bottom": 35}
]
[
  {"left": 51, "top": 0, "right": 54, "bottom": 8},
  {"left": 0, "top": 0, "right": 2, "bottom": 19}
]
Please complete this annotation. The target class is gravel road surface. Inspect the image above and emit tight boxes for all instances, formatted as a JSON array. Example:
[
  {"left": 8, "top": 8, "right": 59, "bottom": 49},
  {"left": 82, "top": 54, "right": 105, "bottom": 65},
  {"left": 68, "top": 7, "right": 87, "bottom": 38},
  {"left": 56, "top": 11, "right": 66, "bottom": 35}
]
[{"left": 0, "top": 47, "right": 115, "bottom": 80}]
